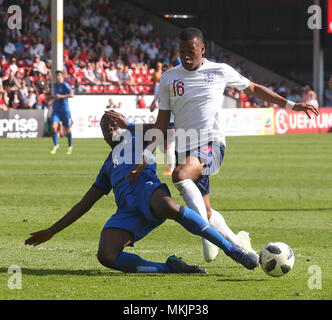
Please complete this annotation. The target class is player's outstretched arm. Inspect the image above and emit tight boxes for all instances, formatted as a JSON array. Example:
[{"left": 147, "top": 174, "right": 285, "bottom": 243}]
[
  {"left": 24, "top": 185, "right": 104, "bottom": 246},
  {"left": 244, "top": 82, "right": 320, "bottom": 118},
  {"left": 126, "top": 110, "right": 171, "bottom": 183}
]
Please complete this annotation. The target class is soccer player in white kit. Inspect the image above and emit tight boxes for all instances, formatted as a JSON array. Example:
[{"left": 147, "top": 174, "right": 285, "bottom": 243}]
[{"left": 127, "top": 27, "right": 319, "bottom": 262}]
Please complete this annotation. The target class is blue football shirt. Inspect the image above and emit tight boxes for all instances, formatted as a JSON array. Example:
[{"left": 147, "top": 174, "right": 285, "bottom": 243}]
[
  {"left": 53, "top": 81, "right": 72, "bottom": 112},
  {"left": 93, "top": 124, "right": 158, "bottom": 206}
]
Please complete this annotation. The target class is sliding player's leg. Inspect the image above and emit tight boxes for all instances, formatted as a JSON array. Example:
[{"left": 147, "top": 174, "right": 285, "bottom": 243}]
[
  {"left": 97, "top": 227, "right": 171, "bottom": 273},
  {"left": 150, "top": 187, "right": 258, "bottom": 270}
]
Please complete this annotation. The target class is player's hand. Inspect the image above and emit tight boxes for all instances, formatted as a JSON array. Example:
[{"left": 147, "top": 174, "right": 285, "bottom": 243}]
[
  {"left": 24, "top": 229, "right": 54, "bottom": 246},
  {"left": 125, "top": 160, "right": 147, "bottom": 183},
  {"left": 104, "top": 110, "right": 128, "bottom": 129},
  {"left": 55, "top": 94, "right": 63, "bottom": 99},
  {"left": 292, "top": 102, "right": 319, "bottom": 119}
]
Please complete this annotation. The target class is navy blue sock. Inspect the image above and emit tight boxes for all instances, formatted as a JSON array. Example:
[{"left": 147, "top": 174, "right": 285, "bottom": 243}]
[
  {"left": 176, "top": 206, "right": 236, "bottom": 256},
  {"left": 67, "top": 132, "right": 72, "bottom": 147},
  {"left": 113, "top": 252, "right": 171, "bottom": 273},
  {"left": 52, "top": 132, "right": 58, "bottom": 146}
]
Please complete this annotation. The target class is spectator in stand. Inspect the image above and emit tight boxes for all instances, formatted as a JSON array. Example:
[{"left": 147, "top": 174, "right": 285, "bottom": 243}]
[
  {"left": 0, "top": 56, "right": 9, "bottom": 72},
  {"left": 0, "top": 91, "right": 8, "bottom": 110},
  {"left": 18, "top": 79, "right": 29, "bottom": 108},
  {"left": 307, "top": 91, "right": 319, "bottom": 108},
  {"left": 127, "top": 46, "right": 139, "bottom": 66},
  {"left": 301, "top": 85, "right": 318, "bottom": 107},
  {"left": 325, "top": 75, "right": 332, "bottom": 106},
  {"left": 139, "top": 38, "right": 150, "bottom": 53},
  {"left": 3, "top": 39, "right": 16, "bottom": 57},
  {"left": 76, "top": 45, "right": 89, "bottom": 64},
  {"left": 102, "top": 39, "right": 114, "bottom": 60},
  {"left": 35, "top": 36, "right": 45, "bottom": 58},
  {"left": 146, "top": 42, "right": 159, "bottom": 65},
  {"left": 21, "top": 68, "right": 33, "bottom": 89},
  {"left": 64, "top": 56, "right": 75, "bottom": 76},
  {"left": 136, "top": 93, "right": 147, "bottom": 109},
  {"left": 9, "top": 91, "right": 20, "bottom": 110},
  {"left": 34, "top": 72, "right": 47, "bottom": 94},
  {"left": 162, "top": 52, "right": 172, "bottom": 65},
  {"left": 115, "top": 55, "right": 124, "bottom": 69},
  {"left": 38, "top": 23, "right": 51, "bottom": 46},
  {"left": 33, "top": 55, "right": 47, "bottom": 75},
  {"left": 14, "top": 36, "right": 25, "bottom": 58},
  {"left": 28, "top": 43, "right": 41, "bottom": 61},
  {"left": 8, "top": 58, "right": 18, "bottom": 75},
  {"left": 287, "top": 88, "right": 302, "bottom": 104},
  {"left": 139, "top": 18, "right": 153, "bottom": 36},
  {"left": 95, "top": 56, "right": 106, "bottom": 83},
  {"left": 171, "top": 51, "right": 181, "bottom": 66},
  {"left": 3, "top": 72, "right": 19, "bottom": 108},
  {"left": 84, "top": 61, "right": 101, "bottom": 85},
  {"left": 130, "top": 34, "right": 141, "bottom": 50},
  {"left": 277, "top": 81, "right": 288, "bottom": 98},
  {"left": 64, "top": 0, "right": 78, "bottom": 19},
  {"left": 118, "top": 65, "right": 134, "bottom": 93},
  {"left": 105, "top": 62, "right": 120, "bottom": 86},
  {"left": 151, "top": 62, "right": 162, "bottom": 84},
  {"left": 106, "top": 98, "right": 117, "bottom": 109},
  {"left": 27, "top": 87, "right": 37, "bottom": 109}
]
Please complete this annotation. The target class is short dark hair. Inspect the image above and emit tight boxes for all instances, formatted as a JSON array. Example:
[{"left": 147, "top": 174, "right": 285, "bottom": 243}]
[
  {"left": 179, "top": 27, "right": 204, "bottom": 43},
  {"left": 55, "top": 70, "right": 63, "bottom": 75}
]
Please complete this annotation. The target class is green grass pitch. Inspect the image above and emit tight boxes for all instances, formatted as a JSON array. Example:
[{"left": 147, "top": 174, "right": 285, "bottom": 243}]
[{"left": 0, "top": 134, "right": 332, "bottom": 300}]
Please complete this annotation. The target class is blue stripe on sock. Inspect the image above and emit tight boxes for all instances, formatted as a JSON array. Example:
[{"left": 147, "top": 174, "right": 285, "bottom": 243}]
[
  {"left": 67, "top": 132, "right": 72, "bottom": 147},
  {"left": 113, "top": 252, "right": 171, "bottom": 273},
  {"left": 177, "top": 206, "right": 234, "bottom": 254},
  {"left": 52, "top": 132, "right": 58, "bottom": 146}
]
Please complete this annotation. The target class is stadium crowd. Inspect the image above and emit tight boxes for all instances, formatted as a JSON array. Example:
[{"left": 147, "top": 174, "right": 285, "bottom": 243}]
[{"left": 0, "top": 0, "right": 330, "bottom": 112}]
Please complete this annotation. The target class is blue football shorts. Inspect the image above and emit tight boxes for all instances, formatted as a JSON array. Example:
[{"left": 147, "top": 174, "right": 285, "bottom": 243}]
[
  {"left": 175, "top": 141, "right": 226, "bottom": 195},
  {"left": 51, "top": 110, "right": 73, "bottom": 128},
  {"left": 103, "top": 173, "right": 171, "bottom": 244}
]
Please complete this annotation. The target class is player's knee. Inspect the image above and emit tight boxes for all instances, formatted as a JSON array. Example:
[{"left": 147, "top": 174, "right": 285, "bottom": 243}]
[
  {"left": 97, "top": 251, "right": 117, "bottom": 268},
  {"left": 172, "top": 168, "right": 187, "bottom": 183},
  {"left": 157, "top": 198, "right": 181, "bottom": 220}
]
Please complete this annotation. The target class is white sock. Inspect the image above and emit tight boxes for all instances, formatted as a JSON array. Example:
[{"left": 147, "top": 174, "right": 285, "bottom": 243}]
[
  {"left": 174, "top": 179, "right": 208, "bottom": 222},
  {"left": 209, "top": 209, "right": 242, "bottom": 248},
  {"left": 166, "top": 145, "right": 175, "bottom": 171}
]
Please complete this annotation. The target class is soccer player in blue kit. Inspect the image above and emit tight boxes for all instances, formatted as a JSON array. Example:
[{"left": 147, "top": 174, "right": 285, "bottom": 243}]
[
  {"left": 25, "top": 110, "right": 259, "bottom": 274},
  {"left": 50, "top": 70, "right": 74, "bottom": 155}
]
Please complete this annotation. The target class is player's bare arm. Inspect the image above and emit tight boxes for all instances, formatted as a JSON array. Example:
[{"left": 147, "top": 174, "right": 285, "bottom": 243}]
[
  {"left": 24, "top": 185, "right": 104, "bottom": 246},
  {"left": 55, "top": 92, "right": 74, "bottom": 99},
  {"left": 244, "top": 82, "right": 320, "bottom": 118},
  {"left": 104, "top": 110, "right": 154, "bottom": 133},
  {"left": 126, "top": 110, "right": 171, "bottom": 183}
]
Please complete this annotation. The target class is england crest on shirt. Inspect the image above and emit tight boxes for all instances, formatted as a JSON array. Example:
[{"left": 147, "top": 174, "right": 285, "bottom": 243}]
[{"left": 203, "top": 72, "right": 216, "bottom": 83}]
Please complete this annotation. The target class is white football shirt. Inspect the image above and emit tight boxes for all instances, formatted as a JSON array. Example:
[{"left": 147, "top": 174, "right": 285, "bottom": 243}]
[{"left": 158, "top": 59, "right": 250, "bottom": 152}]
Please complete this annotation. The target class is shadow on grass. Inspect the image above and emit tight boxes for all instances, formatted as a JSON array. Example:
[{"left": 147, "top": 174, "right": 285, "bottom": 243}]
[
  {"left": 0, "top": 267, "right": 264, "bottom": 281},
  {"left": 0, "top": 267, "right": 166, "bottom": 277},
  {"left": 216, "top": 278, "right": 267, "bottom": 282}
]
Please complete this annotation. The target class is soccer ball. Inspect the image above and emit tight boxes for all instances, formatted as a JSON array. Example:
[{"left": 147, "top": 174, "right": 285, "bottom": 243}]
[{"left": 259, "top": 242, "right": 295, "bottom": 277}]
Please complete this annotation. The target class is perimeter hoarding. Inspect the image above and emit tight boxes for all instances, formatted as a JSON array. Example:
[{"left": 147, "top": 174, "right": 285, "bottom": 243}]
[
  {"left": 221, "top": 108, "right": 275, "bottom": 136},
  {"left": 274, "top": 107, "right": 332, "bottom": 134},
  {"left": 70, "top": 95, "right": 157, "bottom": 138},
  {"left": 69, "top": 96, "right": 275, "bottom": 138},
  {"left": 0, "top": 110, "right": 45, "bottom": 138}
]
